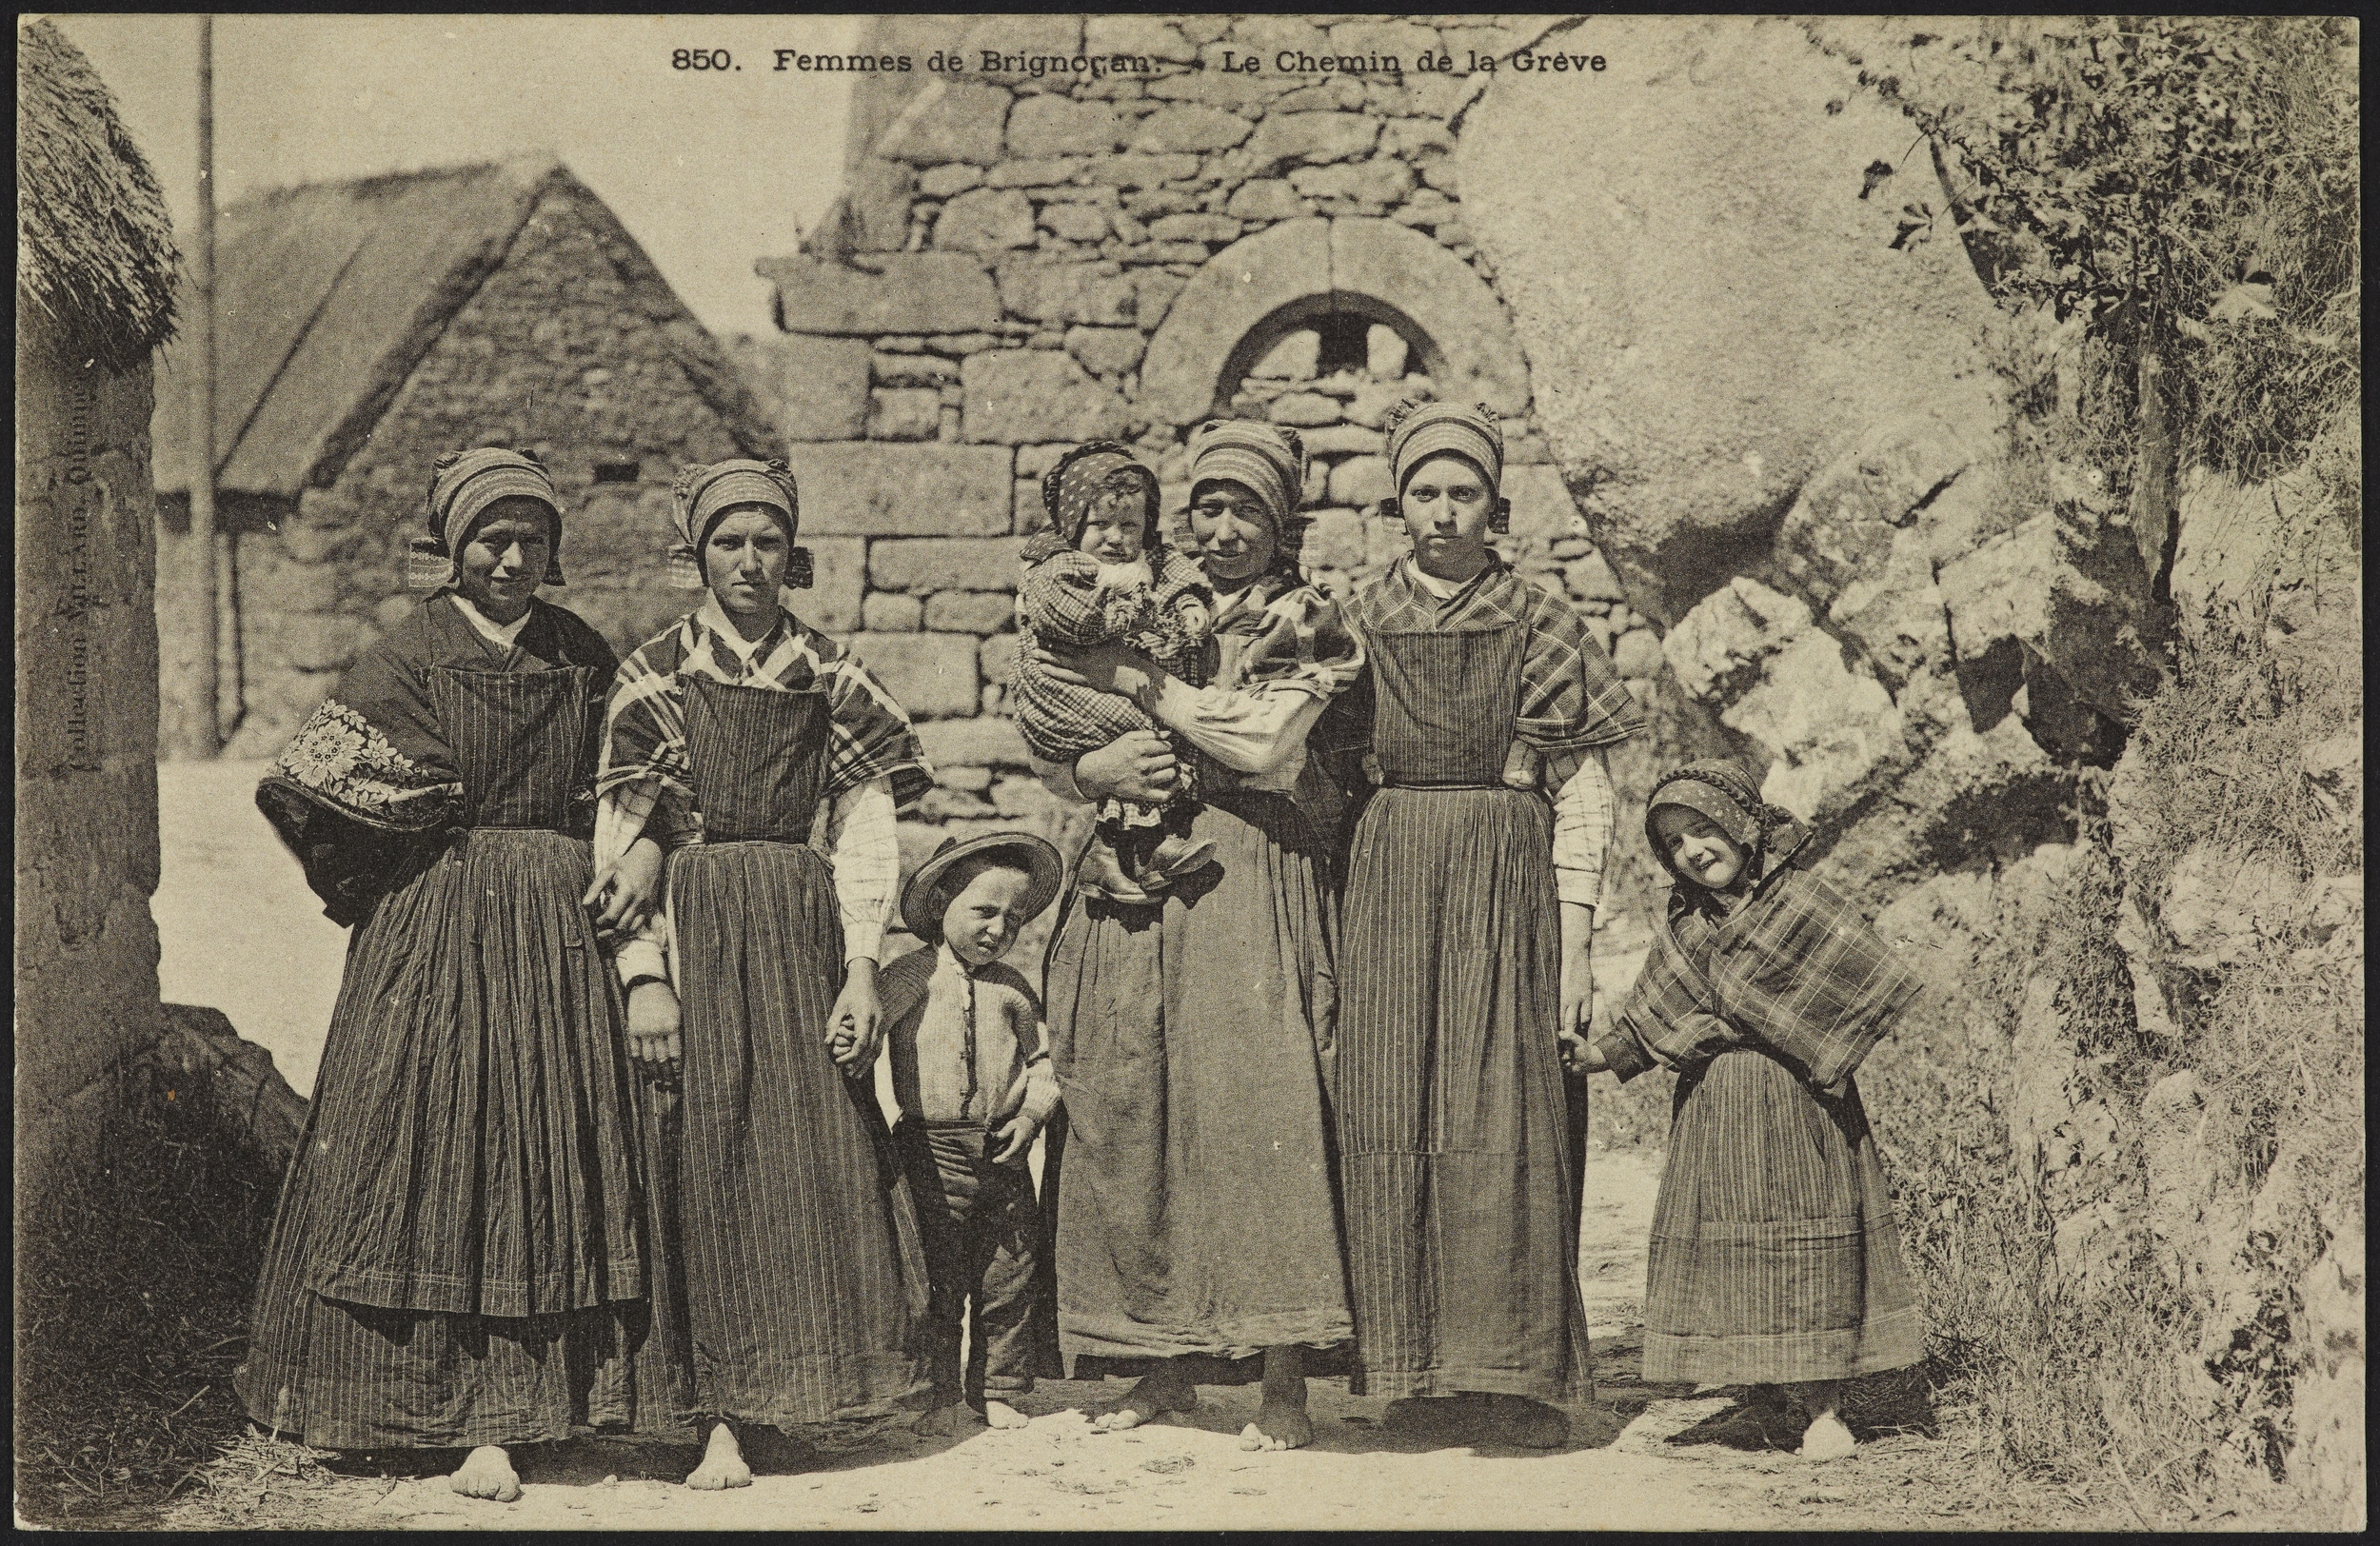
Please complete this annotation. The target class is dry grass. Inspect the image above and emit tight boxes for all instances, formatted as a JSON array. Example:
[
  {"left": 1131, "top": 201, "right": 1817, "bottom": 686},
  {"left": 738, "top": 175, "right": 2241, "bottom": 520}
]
[
  {"left": 12, "top": 1055, "right": 280, "bottom": 1529},
  {"left": 1857, "top": 601, "right": 2363, "bottom": 1525}
]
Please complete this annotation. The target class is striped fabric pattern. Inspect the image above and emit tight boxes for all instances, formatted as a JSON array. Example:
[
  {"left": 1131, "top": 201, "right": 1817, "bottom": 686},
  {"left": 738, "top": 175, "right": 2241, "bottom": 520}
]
[
  {"left": 680, "top": 677, "right": 826, "bottom": 843},
  {"left": 669, "top": 838, "right": 934, "bottom": 1425},
  {"left": 1640, "top": 1047, "right": 1923, "bottom": 1384},
  {"left": 1339, "top": 784, "right": 1595, "bottom": 1401},
  {"left": 237, "top": 639, "right": 692, "bottom": 1447},
  {"left": 1334, "top": 577, "right": 1609, "bottom": 1403},
  {"left": 1343, "top": 559, "right": 1645, "bottom": 756},
  {"left": 658, "top": 678, "right": 932, "bottom": 1426}
]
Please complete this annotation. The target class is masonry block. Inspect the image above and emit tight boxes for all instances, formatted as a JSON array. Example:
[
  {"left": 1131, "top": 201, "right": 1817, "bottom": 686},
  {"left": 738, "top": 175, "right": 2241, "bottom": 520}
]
[
  {"left": 784, "top": 444, "right": 1013, "bottom": 537},
  {"left": 848, "top": 631, "right": 981, "bottom": 720}
]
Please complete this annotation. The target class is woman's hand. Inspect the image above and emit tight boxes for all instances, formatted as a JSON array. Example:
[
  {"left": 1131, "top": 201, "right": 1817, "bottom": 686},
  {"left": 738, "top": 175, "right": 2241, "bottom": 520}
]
[
  {"left": 1073, "top": 729, "right": 1180, "bottom": 804},
  {"left": 827, "top": 959, "right": 883, "bottom": 1078},
  {"left": 585, "top": 837, "right": 664, "bottom": 946},
  {"left": 625, "top": 981, "right": 682, "bottom": 1066},
  {"left": 1558, "top": 907, "right": 1597, "bottom": 1073},
  {"left": 1033, "top": 641, "right": 1156, "bottom": 700},
  {"left": 991, "top": 1111, "right": 1041, "bottom": 1165}
]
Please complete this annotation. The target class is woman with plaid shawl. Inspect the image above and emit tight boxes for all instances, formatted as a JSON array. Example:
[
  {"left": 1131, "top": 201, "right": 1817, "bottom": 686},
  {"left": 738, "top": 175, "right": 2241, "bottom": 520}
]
[
  {"left": 585, "top": 459, "right": 936, "bottom": 1489},
  {"left": 1329, "top": 402, "right": 1644, "bottom": 1450},
  {"left": 1584, "top": 758, "right": 1925, "bottom": 1460}
]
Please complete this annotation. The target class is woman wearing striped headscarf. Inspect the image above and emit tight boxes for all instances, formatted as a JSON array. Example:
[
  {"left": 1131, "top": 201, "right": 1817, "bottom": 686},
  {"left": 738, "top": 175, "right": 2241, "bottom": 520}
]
[
  {"left": 1028, "top": 421, "right": 1365, "bottom": 1450},
  {"left": 1330, "top": 402, "right": 1645, "bottom": 1448},
  {"left": 238, "top": 447, "right": 687, "bottom": 1501},
  {"left": 588, "top": 459, "right": 935, "bottom": 1488}
]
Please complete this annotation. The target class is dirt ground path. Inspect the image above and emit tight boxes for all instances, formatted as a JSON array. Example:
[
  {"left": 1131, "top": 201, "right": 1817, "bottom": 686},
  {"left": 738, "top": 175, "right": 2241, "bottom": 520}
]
[{"left": 152, "top": 762, "right": 1960, "bottom": 1532}]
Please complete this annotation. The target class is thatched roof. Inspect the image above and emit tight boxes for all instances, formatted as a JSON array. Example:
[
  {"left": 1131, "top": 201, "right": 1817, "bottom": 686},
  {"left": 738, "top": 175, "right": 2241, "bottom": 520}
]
[
  {"left": 16, "top": 19, "right": 181, "bottom": 370},
  {"left": 153, "top": 157, "right": 775, "bottom": 499}
]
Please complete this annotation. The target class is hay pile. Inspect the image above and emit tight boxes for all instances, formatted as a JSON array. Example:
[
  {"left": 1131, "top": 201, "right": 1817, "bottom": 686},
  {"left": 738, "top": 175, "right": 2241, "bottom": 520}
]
[{"left": 16, "top": 18, "right": 180, "bottom": 370}]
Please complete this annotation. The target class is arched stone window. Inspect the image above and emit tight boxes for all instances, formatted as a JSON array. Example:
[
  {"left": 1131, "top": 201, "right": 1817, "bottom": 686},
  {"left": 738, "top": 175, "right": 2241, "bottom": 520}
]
[{"left": 1142, "top": 217, "right": 1536, "bottom": 596}]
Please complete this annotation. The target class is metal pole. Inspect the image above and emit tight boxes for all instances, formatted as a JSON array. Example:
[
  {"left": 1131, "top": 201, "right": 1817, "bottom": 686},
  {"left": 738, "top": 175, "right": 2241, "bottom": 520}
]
[{"left": 189, "top": 15, "right": 221, "bottom": 755}]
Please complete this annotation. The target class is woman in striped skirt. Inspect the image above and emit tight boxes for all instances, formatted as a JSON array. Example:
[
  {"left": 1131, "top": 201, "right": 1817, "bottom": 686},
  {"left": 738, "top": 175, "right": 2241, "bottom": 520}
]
[
  {"left": 1331, "top": 402, "right": 1644, "bottom": 1448},
  {"left": 1585, "top": 759, "right": 1924, "bottom": 1460},
  {"left": 240, "top": 448, "right": 688, "bottom": 1502},
  {"left": 1028, "top": 423, "right": 1366, "bottom": 1450},
  {"left": 587, "top": 459, "right": 934, "bottom": 1489}
]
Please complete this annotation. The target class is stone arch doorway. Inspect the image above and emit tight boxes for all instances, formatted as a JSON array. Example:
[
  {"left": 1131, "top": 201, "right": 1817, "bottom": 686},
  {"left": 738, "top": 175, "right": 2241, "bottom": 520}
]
[{"left": 1140, "top": 217, "right": 1533, "bottom": 428}]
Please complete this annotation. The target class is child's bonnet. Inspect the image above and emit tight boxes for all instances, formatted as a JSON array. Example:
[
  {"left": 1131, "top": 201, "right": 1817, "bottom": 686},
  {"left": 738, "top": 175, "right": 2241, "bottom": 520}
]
[{"left": 1615, "top": 759, "right": 1925, "bottom": 1094}]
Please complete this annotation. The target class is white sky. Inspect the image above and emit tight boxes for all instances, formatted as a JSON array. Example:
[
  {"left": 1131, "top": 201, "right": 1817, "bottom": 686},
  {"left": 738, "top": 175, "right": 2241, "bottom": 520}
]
[{"left": 46, "top": 13, "right": 867, "bottom": 338}]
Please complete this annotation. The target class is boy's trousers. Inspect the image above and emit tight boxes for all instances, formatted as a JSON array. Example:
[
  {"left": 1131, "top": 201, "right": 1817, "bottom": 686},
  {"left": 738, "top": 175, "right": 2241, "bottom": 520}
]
[{"left": 894, "top": 1117, "right": 1044, "bottom": 1404}]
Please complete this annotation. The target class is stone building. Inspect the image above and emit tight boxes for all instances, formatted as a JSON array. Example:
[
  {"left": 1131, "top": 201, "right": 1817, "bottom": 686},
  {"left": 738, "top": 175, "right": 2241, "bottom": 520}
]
[
  {"left": 749, "top": 13, "right": 1676, "bottom": 905},
  {"left": 15, "top": 19, "right": 179, "bottom": 1189},
  {"left": 753, "top": 13, "right": 2197, "bottom": 935},
  {"left": 152, "top": 157, "right": 780, "bottom": 760}
]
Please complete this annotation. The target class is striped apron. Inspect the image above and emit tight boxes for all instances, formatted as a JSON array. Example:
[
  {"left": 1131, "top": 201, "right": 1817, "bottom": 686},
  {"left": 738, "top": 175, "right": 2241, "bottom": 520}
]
[
  {"left": 664, "top": 676, "right": 932, "bottom": 1427},
  {"left": 238, "top": 664, "right": 692, "bottom": 1448},
  {"left": 1337, "top": 617, "right": 1595, "bottom": 1402}
]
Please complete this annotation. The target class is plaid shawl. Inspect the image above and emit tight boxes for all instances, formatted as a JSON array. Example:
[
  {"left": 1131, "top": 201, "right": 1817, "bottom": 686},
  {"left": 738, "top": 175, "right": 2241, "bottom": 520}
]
[
  {"left": 1602, "top": 824, "right": 1926, "bottom": 1094},
  {"left": 257, "top": 594, "right": 617, "bottom": 922},
  {"left": 1010, "top": 535, "right": 1215, "bottom": 764},
  {"left": 598, "top": 601, "right": 931, "bottom": 812},
  {"left": 1322, "top": 559, "right": 1647, "bottom": 761}
]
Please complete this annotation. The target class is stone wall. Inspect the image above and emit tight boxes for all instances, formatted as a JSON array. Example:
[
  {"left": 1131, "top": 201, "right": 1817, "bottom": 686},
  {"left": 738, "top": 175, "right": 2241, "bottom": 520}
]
[
  {"left": 157, "top": 181, "right": 759, "bottom": 761},
  {"left": 750, "top": 13, "right": 1682, "bottom": 928},
  {"left": 15, "top": 316, "right": 169, "bottom": 1191}
]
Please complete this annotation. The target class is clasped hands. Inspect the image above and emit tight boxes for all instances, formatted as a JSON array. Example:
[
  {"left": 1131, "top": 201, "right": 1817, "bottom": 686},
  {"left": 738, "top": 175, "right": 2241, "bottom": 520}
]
[{"left": 580, "top": 836, "right": 881, "bottom": 1080}]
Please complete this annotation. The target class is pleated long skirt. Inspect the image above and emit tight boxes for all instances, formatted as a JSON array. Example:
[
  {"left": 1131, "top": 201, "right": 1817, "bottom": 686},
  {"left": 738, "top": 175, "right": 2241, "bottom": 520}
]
[
  {"left": 1042, "top": 791, "right": 1354, "bottom": 1381},
  {"left": 668, "top": 839, "right": 932, "bottom": 1428},
  {"left": 1337, "top": 785, "right": 1594, "bottom": 1403},
  {"left": 1642, "top": 1046, "right": 1923, "bottom": 1385},
  {"left": 236, "top": 828, "right": 692, "bottom": 1450}
]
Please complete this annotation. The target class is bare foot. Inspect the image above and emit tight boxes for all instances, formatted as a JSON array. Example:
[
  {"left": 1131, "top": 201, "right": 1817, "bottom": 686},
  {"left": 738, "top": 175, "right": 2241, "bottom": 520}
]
[
  {"left": 448, "top": 1445, "right": 521, "bottom": 1502},
  {"left": 1487, "top": 1395, "right": 1569, "bottom": 1450},
  {"left": 1240, "top": 1346, "right": 1314, "bottom": 1451},
  {"left": 983, "top": 1399, "right": 1032, "bottom": 1430},
  {"left": 684, "top": 1422, "right": 752, "bottom": 1490},
  {"left": 1091, "top": 1369, "right": 1197, "bottom": 1432},
  {"left": 1799, "top": 1411, "right": 1856, "bottom": 1461},
  {"left": 914, "top": 1403, "right": 982, "bottom": 1437}
]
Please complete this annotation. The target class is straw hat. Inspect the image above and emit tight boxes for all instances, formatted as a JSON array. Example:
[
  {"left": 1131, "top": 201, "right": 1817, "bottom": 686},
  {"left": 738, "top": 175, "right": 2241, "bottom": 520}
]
[{"left": 900, "top": 831, "right": 1066, "bottom": 941}]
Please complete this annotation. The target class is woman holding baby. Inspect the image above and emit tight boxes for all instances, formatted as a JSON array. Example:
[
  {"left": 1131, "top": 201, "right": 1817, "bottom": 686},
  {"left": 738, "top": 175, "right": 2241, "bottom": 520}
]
[{"left": 1023, "top": 423, "right": 1366, "bottom": 1451}]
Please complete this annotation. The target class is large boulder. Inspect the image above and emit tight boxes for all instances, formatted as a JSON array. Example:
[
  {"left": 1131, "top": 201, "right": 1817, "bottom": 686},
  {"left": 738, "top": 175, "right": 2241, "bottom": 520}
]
[{"left": 1458, "top": 14, "right": 2000, "bottom": 619}]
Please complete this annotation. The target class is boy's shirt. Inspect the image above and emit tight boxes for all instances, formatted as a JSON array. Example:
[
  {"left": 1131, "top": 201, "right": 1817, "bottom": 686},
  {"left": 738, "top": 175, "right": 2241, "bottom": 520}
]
[{"left": 881, "top": 942, "right": 1058, "bottom": 1129}]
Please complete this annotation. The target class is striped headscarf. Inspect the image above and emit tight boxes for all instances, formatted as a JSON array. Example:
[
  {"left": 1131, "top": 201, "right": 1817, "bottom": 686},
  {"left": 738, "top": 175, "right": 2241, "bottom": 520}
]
[
  {"left": 1386, "top": 400, "right": 1505, "bottom": 495},
  {"left": 1041, "top": 441, "right": 1160, "bottom": 548},
  {"left": 407, "top": 446, "right": 565, "bottom": 591},
  {"left": 668, "top": 459, "right": 810, "bottom": 591},
  {"left": 1186, "top": 419, "right": 1308, "bottom": 567}
]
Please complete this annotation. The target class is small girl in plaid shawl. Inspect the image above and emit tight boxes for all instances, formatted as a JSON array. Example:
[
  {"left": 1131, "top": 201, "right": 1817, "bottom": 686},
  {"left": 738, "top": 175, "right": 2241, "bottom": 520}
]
[
  {"left": 1583, "top": 758, "right": 1925, "bottom": 1463},
  {"left": 1011, "top": 442, "right": 1220, "bottom": 890}
]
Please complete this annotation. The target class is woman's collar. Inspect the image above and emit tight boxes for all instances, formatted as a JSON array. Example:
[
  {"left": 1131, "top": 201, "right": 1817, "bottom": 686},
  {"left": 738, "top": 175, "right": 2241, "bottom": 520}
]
[
  {"left": 696, "top": 595, "right": 787, "bottom": 659},
  {"left": 1400, "top": 552, "right": 1504, "bottom": 600},
  {"left": 448, "top": 591, "right": 535, "bottom": 647}
]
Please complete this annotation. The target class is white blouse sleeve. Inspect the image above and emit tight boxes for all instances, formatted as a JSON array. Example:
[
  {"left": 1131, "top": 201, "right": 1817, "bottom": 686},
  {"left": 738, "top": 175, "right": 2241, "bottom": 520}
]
[
  {"left": 1544, "top": 745, "right": 1618, "bottom": 911},
  {"left": 596, "top": 783, "right": 672, "bottom": 986},
  {"left": 821, "top": 775, "right": 900, "bottom": 963},
  {"left": 1140, "top": 675, "right": 1332, "bottom": 776}
]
